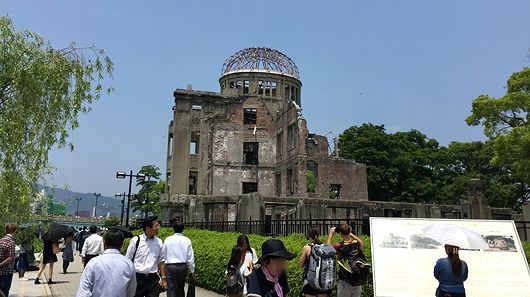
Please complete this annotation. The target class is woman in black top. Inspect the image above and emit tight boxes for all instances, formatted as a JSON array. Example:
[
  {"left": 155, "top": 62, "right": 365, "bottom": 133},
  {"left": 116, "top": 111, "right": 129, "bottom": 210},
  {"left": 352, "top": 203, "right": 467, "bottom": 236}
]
[
  {"left": 247, "top": 239, "right": 296, "bottom": 297},
  {"left": 35, "top": 239, "right": 59, "bottom": 284},
  {"left": 298, "top": 228, "right": 329, "bottom": 297}
]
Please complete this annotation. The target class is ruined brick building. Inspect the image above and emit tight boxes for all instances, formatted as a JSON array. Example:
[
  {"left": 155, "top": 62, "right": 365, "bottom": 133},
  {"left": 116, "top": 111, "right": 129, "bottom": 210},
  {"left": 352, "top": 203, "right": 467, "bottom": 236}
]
[{"left": 160, "top": 48, "right": 530, "bottom": 231}]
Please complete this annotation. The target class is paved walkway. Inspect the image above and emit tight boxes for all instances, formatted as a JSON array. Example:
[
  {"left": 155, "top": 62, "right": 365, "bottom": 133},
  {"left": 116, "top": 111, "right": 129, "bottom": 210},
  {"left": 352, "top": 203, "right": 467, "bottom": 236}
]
[{"left": 9, "top": 254, "right": 223, "bottom": 297}]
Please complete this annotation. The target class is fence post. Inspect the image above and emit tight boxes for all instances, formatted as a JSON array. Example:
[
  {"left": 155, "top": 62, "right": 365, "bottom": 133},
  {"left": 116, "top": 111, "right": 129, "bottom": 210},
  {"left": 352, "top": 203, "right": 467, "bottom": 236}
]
[
  {"left": 249, "top": 216, "right": 252, "bottom": 235},
  {"left": 362, "top": 214, "right": 370, "bottom": 236}
]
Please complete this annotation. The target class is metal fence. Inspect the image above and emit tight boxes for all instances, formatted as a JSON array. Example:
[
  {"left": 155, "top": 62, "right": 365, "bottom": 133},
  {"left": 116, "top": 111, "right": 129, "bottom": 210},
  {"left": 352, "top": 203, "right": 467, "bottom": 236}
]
[
  {"left": 515, "top": 221, "right": 530, "bottom": 241},
  {"left": 184, "top": 217, "right": 368, "bottom": 237},
  {"left": 184, "top": 218, "right": 530, "bottom": 241}
]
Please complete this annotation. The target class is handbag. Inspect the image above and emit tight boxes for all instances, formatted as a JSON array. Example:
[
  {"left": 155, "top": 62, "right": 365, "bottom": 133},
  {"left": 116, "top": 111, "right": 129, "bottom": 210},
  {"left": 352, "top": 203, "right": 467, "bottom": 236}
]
[{"left": 187, "top": 279, "right": 195, "bottom": 297}]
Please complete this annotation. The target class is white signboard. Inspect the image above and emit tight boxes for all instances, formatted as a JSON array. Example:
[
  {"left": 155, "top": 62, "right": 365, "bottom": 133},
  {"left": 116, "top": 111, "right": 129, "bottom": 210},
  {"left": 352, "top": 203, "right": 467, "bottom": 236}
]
[{"left": 370, "top": 218, "right": 530, "bottom": 297}]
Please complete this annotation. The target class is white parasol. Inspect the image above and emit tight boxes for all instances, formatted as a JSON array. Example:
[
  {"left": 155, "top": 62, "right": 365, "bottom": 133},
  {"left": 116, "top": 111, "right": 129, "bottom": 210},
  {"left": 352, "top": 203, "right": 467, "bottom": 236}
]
[{"left": 422, "top": 224, "right": 489, "bottom": 250}]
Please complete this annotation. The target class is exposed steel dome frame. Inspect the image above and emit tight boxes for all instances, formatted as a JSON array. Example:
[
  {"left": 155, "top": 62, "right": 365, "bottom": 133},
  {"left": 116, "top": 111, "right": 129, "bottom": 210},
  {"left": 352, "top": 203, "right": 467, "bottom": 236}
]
[{"left": 221, "top": 47, "right": 300, "bottom": 80}]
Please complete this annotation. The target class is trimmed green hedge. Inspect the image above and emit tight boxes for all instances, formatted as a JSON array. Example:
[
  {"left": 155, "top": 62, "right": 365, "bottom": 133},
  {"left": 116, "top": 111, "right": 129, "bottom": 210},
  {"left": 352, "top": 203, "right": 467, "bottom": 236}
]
[
  {"left": 123, "top": 228, "right": 530, "bottom": 297},
  {"left": 123, "top": 228, "right": 372, "bottom": 297}
]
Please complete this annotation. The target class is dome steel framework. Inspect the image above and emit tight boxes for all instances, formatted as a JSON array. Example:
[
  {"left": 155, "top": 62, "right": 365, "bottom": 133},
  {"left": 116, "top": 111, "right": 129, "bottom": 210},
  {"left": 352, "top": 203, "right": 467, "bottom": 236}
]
[{"left": 221, "top": 47, "right": 300, "bottom": 80}]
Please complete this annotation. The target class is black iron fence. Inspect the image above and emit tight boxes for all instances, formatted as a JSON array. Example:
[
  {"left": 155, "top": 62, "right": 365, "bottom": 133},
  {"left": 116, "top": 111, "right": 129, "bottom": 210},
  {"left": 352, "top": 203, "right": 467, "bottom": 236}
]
[
  {"left": 515, "top": 221, "right": 530, "bottom": 241},
  {"left": 184, "top": 218, "right": 530, "bottom": 241},
  {"left": 184, "top": 217, "right": 369, "bottom": 237}
]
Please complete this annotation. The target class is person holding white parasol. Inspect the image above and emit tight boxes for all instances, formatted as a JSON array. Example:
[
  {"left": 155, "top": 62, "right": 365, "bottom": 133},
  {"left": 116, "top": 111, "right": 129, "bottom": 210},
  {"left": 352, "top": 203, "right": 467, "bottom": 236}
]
[
  {"left": 433, "top": 242, "right": 468, "bottom": 297},
  {"left": 423, "top": 224, "right": 488, "bottom": 297}
]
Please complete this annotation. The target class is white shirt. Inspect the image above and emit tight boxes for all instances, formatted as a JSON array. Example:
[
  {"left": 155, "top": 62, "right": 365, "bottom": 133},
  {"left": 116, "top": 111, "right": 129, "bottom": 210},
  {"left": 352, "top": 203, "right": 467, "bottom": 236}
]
[
  {"left": 81, "top": 234, "right": 104, "bottom": 257},
  {"left": 243, "top": 248, "right": 258, "bottom": 269},
  {"left": 163, "top": 233, "right": 195, "bottom": 273},
  {"left": 76, "top": 249, "right": 136, "bottom": 297},
  {"left": 125, "top": 233, "right": 166, "bottom": 274}
]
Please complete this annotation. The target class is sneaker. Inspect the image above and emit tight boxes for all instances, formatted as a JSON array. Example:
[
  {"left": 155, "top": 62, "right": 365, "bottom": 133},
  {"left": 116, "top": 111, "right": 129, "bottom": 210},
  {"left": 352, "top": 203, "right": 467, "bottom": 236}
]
[
  {"left": 19, "top": 277, "right": 28, "bottom": 281},
  {"left": 34, "top": 279, "right": 41, "bottom": 285},
  {"left": 48, "top": 280, "right": 56, "bottom": 285}
]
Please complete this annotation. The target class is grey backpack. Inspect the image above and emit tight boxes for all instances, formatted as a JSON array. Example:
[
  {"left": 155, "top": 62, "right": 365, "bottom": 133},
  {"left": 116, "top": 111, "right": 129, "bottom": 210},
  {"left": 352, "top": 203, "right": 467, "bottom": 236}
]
[{"left": 305, "top": 244, "right": 337, "bottom": 291}]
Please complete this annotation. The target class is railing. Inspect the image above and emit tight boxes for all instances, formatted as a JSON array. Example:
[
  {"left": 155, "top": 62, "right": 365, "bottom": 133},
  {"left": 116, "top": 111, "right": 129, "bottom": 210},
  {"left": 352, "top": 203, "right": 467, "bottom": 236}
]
[
  {"left": 184, "top": 217, "right": 369, "bottom": 237},
  {"left": 515, "top": 221, "right": 530, "bottom": 241},
  {"left": 184, "top": 218, "right": 530, "bottom": 242},
  {"left": 37, "top": 216, "right": 106, "bottom": 224}
]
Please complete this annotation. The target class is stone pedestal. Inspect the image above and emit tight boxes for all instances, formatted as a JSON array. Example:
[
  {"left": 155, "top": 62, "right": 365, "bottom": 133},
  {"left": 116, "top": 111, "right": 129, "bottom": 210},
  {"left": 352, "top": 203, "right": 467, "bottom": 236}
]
[
  {"left": 187, "top": 196, "right": 205, "bottom": 223},
  {"left": 467, "top": 179, "right": 490, "bottom": 219},
  {"left": 236, "top": 193, "right": 265, "bottom": 221}
]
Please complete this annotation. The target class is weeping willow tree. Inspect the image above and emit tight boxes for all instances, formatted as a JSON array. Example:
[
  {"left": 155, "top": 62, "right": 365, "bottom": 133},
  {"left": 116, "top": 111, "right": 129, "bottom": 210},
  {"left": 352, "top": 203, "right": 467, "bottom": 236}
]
[{"left": 0, "top": 16, "right": 113, "bottom": 224}]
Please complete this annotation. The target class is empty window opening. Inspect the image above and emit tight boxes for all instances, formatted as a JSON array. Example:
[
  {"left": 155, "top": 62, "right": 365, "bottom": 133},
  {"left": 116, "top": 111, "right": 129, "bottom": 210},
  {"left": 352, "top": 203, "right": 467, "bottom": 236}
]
[
  {"left": 190, "top": 132, "right": 199, "bottom": 155},
  {"left": 290, "top": 86, "right": 296, "bottom": 100},
  {"left": 168, "top": 133, "right": 173, "bottom": 158},
  {"left": 189, "top": 172, "right": 198, "bottom": 195},
  {"left": 242, "top": 182, "right": 258, "bottom": 194},
  {"left": 192, "top": 105, "right": 202, "bottom": 110},
  {"left": 243, "top": 142, "right": 259, "bottom": 165},
  {"left": 166, "top": 172, "right": 171, "bottom": 193},
  {"left": 297, "top": 88, "right": 301, "bottom": 105},
  {"left": 244, "top": 108, "right": 257, "bottom": 125},
  {"left": 190, "top": 141, "right": 198, "bottom": 155},
  {"left": 285, "top": 84, "right": 291, "bottom": 99},
  {"left": 287, "top": 168, "right": 294, "bottom": 196},
  {"left": 243, "top": 80, "right": 250, "bottom": 94},
  {"left": 330, "top": 184, "right": 341, "bottom": 199},
  {"left": 258, "top": 81, "right": 264, "bottom": 95},
  {"left": 265, "top": 81, "right": 271, "bottom": 96},
  {"left": 236, "top": 80, "right": 242, "bottom": 89},
  {"left": 276, "top": 132, "right": 283, "bottom": 157},
  {"left": 287, "top": 123, "right": 298, "bottom": 149},
  {"left": 275, "top": 173, "right": 282, "bottom": 196},
  {"left": 271, "top": 81, "right": 277, "bottom": 97},
  {"left": 306, "top": 161, "right": 318, "bottom": 193}
]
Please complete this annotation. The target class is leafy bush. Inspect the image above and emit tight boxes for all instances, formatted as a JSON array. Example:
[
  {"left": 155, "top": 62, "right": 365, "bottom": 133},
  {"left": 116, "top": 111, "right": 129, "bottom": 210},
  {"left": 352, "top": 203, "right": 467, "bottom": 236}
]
[
  {"left": 522, "top": 241, "right": 530, "bottom": 264},
  {"left": 104, "top": 217, "right": 121, "bottom": 228},
  {"left": 123, "top": 228, "right": 373, "bottom": 297}
]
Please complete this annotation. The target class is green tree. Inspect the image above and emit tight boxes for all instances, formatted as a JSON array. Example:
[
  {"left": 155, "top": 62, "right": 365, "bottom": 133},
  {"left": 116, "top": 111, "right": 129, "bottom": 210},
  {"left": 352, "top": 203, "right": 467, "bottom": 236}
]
[
  {"left": 104, "top": 216, "right": 121, "bottom": 228},
  {"left": 438, "top": 141, "right": 526, "bottom": 208},
  {"left": 466, "top": 68, "right": 530, "bottom": 182},
  {"left": 338, "top": 123, "right": 527, "bottom": 208},
  {"left": 132, "top": 165, "right": 165, "bottom": 218},
  {"left": 338, "top": 123, "right": 442, "bottom": 203},
  {"left": 0, "top": 16, "right": 113, "bottom": 225},
  {"left": 466, "top": 67, "right": 530, "bottom": 206}
]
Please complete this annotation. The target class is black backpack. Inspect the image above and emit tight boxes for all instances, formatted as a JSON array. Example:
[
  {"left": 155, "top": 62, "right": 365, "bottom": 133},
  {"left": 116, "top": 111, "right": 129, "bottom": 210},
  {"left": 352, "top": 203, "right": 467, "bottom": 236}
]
[
  {"left": 226, "top": 264, "right": 243, "bottom": 294},
  {"left": 337, "top": 240, "right": 370, "bottom": 286}
]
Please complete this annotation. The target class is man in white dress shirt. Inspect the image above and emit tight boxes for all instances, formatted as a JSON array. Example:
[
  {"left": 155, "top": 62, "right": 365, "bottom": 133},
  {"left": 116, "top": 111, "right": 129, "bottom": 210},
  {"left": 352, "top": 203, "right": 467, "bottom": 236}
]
[
  {"left": 164, "top": 220, "right": 195, "bottom": 297},
  {"left": 76, "top": 229, "right": 136, "bottom": 297},
  {"left": 81, "top": 225, "right": 104, "bottom": 267},
  {"left": 126, "top": 216, "right": 167, "bottom": 297}
]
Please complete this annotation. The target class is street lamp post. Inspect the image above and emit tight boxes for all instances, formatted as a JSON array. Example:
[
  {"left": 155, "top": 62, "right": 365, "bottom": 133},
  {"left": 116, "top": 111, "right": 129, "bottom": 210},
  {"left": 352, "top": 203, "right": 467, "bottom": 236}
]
[
  {"left": 115, "top": 192, "right": 127, "bottom": 226},
  {"left": 93, "top": 193, "right": 101, "bottom": 218},
  {"left": 75, "top": 197, "right": 82, "bottom": 216},
  {"left": 116, "top": 170, "right": 145, "bottom": 228}
]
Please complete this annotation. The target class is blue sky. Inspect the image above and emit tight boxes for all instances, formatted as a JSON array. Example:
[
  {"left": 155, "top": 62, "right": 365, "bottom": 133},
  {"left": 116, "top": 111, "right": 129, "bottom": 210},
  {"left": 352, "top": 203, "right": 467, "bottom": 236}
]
[{"left": 1, "top": 1, "right": 529, "bottom": 196}]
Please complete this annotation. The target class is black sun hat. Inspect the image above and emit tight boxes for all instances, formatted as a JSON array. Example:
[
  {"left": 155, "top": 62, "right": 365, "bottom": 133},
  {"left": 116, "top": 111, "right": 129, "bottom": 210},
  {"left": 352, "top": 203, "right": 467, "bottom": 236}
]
[{"left": 256, "top": 239, "right": 296, "bottom": 264}]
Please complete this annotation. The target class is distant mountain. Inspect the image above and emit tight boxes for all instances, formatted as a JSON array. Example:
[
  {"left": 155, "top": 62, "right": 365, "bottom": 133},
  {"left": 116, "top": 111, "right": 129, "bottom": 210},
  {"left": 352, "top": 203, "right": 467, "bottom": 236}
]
[{"left": 37, "top": 185, "right": 124, "bottom": 217}]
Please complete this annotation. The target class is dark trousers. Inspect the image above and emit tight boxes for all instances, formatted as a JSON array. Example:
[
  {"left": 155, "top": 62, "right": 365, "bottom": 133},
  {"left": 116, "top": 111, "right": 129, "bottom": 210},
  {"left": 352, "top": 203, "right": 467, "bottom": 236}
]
[
  {"left": 83, "top": 254, "right": 98, "bottom": 267},
  {"left": 135, "top": 273, "right": 160, "bottom": 297},
  {"left": 0, "top": 274, "right": 13, "bottom": 297},
  {"left": 437, "top": 290, "right": 466, "bottom": 297},
  {"left": 63, "top": 260, "right": 70, "bottom": 273},
  {"left": 166, "top": 263, "right": 187, "bottom": 297}
]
